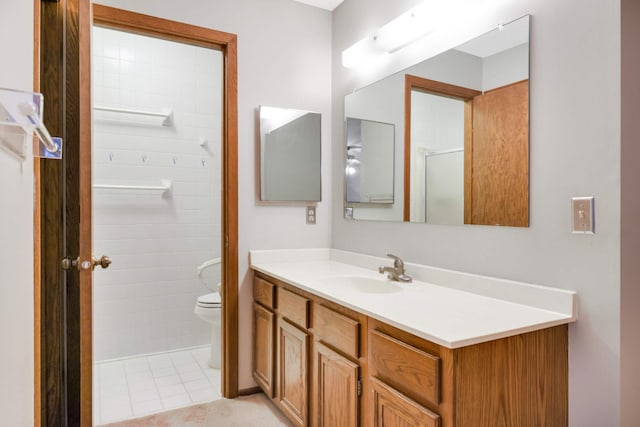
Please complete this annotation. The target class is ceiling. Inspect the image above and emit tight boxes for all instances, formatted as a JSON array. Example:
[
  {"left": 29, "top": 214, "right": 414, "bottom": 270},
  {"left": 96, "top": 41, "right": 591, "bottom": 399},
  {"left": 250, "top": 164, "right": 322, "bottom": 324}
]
[{"left": 292, "top": 0, "right": 345, "bottom": 11}]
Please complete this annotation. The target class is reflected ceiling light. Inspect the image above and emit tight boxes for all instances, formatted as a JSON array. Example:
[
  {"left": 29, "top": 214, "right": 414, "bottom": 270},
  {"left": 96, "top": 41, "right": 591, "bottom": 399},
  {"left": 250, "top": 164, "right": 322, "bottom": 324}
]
[
  {"left": 259, "top": 106, "right": 307, "bottom": 132},
  {"left": 341, "top": 0, "right": 498, "bottom": 69},
  {"left": 342, "top": 1, "right": 437, "bottom": 69},
  {"left": 374, "top": 4, "right": 435, "bottom": 53},
  {"left": 341, "top": 37, "right": 387, "bottom": 69}
]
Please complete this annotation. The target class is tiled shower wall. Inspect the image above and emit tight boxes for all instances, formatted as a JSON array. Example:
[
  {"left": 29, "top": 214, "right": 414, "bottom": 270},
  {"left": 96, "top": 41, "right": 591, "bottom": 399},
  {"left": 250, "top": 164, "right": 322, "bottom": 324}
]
[{"left": 92, "top": 27, "right": 222, "bottom": 361}]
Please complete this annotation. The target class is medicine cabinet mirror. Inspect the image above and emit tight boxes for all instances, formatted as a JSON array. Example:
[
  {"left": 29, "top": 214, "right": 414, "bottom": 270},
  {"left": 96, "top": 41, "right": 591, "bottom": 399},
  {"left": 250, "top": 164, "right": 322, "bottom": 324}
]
[
  {"left": 259, "top": 105, "right": 321, "bottom": 202},
  {"left": 344, "top": 15, "right": 530, "bottom": 227},
  {"left": 345, "top": 117, "right": 395, "bottom": 204}
]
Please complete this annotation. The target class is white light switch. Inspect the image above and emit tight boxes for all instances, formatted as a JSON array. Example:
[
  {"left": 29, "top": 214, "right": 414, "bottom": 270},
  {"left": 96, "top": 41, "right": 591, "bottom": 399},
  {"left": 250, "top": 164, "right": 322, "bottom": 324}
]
[{"left": 572, "top": 197, "right": 594, "bottom": 234}]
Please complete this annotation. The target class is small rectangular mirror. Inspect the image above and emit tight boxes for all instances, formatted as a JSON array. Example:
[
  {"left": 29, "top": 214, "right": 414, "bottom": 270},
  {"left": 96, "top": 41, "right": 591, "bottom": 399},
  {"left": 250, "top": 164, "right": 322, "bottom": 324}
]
[
  {"left": 259, "top": 106, "right": 321, "bottom": 202},
  {"left": 345, "top": 117, "right": 395, "bottom": 204}
]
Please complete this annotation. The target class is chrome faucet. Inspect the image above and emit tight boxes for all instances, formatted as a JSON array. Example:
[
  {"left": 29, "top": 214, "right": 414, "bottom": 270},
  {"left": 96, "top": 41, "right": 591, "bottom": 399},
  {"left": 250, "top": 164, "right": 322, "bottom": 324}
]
[{"left": 378, "top": 254, "right": 412, "bottom": 283}]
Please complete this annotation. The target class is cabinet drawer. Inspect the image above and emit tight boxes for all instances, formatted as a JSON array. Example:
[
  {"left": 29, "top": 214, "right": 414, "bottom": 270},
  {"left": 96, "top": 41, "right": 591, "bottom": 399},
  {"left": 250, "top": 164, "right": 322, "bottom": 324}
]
[
  {"left": 254, "top": 277, "right": 275, "bottom": 309},
  {"left": 369, "top": 329, "right": 440, "bottom": 406},
  {"left": 278, "top": 287, "right": 309, "bottom": 329},
  {"left": 313, "top": 304, "right": 360, "bottom": 359},
  {"left": 371, "top": 377, "right": 440, "bottom": 427}
]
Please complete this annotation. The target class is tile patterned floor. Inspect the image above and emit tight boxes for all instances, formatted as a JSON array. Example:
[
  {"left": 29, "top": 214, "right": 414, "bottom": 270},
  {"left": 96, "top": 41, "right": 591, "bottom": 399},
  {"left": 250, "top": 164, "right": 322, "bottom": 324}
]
[{"left": 94, "top": 346, "right": 221, "bottom": 425}]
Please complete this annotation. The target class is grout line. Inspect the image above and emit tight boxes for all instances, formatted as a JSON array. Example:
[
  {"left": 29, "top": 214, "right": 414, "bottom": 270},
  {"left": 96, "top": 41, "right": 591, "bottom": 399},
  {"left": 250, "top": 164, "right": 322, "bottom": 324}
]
[
  {"left": 121, "top": 360, "right": 135, "bottom": 420},
  {"left": 94, "top": 347, "right": 222, "bottom": 424}
]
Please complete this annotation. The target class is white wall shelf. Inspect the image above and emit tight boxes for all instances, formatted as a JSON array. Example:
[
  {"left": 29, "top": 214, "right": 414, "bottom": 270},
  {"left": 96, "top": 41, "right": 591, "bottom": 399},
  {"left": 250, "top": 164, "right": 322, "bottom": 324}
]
[
  {"left": 92, "top": 179, "right": 172, "bottom": 194},
  {"left": 94, "top": 105, "right": 174, "bottom": 126}
]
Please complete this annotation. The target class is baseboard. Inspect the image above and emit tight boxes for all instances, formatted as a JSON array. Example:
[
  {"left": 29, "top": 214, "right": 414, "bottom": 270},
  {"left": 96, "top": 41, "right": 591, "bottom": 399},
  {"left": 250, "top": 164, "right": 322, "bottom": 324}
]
[{"left": 237, "top": 386, "right": 262, "bottom": 396}]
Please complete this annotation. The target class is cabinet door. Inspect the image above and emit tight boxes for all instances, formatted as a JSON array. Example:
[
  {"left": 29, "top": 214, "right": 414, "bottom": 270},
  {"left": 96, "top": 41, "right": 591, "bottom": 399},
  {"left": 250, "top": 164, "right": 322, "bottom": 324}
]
[
  {"left": 253, "top": 302, "right": 275, "bottom": 397},
  {"left": 315, "top": 342, "right": 359, "bottom": 427},
  {"left": 371, "top": 377, "right": 440, "bottom": 427},
  {"left": 278, "top": 318, "right": 309, "bottom": 427}
]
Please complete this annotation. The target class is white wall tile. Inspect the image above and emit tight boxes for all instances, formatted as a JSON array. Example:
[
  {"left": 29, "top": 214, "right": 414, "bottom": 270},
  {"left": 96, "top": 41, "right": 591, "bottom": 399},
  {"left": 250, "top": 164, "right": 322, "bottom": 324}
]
[{"left": 92, "top": 26, "right": 223, "bottom": 361}]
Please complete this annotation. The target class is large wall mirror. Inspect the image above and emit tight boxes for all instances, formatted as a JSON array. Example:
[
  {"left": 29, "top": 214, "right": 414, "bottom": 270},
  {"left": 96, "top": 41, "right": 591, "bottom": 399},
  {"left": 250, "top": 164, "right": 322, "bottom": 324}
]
[
  {"left": 344, "top": 15, "right": 530, "bottom": 226},
  {"left": 260, "top": 105, "right": 321, "bottom": 202}
]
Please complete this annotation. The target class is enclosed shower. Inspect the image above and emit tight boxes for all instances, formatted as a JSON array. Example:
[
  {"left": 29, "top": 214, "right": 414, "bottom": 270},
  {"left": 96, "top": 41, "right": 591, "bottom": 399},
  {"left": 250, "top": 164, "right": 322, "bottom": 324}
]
[{"left": 91, "top": 25, "right": 223, "bottom": 425}]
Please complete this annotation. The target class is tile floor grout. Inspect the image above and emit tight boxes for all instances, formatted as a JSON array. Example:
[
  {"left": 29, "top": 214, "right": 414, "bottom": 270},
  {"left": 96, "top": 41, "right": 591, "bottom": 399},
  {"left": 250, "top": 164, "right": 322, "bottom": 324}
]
[{"left": 94, "top": 346, "right": 221, "bottom": 425}]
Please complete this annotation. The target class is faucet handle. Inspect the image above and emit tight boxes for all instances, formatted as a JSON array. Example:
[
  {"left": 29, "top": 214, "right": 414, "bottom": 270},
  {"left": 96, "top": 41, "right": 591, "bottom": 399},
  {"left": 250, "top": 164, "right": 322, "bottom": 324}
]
[{"left": 386, "top": 253, "right": 404, "bottom": 269}]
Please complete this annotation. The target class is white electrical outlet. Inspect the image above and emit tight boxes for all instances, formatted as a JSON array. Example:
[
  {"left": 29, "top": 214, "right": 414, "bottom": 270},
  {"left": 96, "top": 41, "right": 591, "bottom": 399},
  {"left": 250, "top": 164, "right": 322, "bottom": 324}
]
[
  {"left": 306, "top": 206, "right": 316, "bottom": 225},
  {"left": 571, "top": 197, "right": 594, "bottom": 234}
]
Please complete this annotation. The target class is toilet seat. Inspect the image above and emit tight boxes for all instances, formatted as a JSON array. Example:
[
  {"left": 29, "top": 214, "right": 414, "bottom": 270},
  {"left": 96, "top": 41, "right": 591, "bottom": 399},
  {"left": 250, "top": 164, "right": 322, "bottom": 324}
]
[{"left": 197, "top": 292, "right": 221, "bottom": 308}]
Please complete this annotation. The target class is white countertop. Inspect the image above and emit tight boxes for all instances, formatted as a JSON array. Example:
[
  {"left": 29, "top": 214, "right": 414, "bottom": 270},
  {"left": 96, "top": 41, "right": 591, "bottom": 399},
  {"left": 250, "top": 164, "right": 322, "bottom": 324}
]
[{"left": 250, "top": 248, "right": 577, "bottom": 349}]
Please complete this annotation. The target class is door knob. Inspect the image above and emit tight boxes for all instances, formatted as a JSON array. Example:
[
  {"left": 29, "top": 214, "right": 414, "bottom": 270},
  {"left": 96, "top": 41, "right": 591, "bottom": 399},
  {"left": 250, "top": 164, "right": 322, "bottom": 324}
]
[
  {"left": 92, "top": 255, "right": 112, "bottom": 270},
  {"left": 62, "top": 255, "right": 111, "bottom": 271}
]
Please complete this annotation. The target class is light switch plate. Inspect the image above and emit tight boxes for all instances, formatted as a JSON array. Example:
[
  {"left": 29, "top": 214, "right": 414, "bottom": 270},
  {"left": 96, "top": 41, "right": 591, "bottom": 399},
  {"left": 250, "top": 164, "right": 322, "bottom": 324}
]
[
  {"left": 572, "top": 197, "right": 594, "bottom": 234},
  {"left": 306, "top": 206, "right": 316, "bottom": 225},
  {"left": 345, "top": 207, "right": 354, "bottom": 220}
]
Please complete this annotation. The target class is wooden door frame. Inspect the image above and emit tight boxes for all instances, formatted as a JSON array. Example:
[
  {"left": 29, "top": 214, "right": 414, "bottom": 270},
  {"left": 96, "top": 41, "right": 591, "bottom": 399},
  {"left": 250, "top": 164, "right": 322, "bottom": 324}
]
[
  {"left": 91, "top": 4, "right": 239, "bottom": 400},
  {"left": 403, "top": 75, "right": 480, "bottom": 222},
  {"left": 35, "top": 3, "right": 238, "bottom": 425}
]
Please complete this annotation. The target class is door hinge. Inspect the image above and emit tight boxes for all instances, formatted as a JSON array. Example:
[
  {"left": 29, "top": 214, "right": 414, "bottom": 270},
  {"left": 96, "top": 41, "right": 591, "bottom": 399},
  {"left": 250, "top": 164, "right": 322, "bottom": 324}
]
[{"left": 357, "top": 378, "right": 362, "bottom": 397}]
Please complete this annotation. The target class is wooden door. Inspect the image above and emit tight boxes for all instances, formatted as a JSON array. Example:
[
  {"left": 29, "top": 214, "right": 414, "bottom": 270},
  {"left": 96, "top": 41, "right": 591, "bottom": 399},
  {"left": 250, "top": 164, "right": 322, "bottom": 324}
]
[
  {"left": 38, "top": 1, "right": 92, "bottom": 425},
  {"left": 371, "top": 377, "right": 440, "bottom": 427},
  {"left": 278, "top": 318, "right": 309, "bottom": 426},
  {"left": 315, "top": 343, "right": 359, "bottom": 427},
  {"left": 253, "top": 303, "right": 275, "bottom": 397},
  {"left": 466, "top": 80, "right": 529, "bottom": 226}
]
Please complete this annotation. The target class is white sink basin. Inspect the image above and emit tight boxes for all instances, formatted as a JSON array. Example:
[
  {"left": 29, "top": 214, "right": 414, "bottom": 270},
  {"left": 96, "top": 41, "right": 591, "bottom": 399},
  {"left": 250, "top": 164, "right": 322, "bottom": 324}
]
[{"left": 325, "top": 276, "right": 402, "bottom": 294}]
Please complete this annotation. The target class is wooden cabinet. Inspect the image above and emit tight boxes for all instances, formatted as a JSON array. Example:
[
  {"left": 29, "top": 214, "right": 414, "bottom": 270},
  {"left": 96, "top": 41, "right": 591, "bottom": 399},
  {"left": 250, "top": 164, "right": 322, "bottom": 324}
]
[
  {"left": 369, "top": 329, "right": 440, "bottom": 408},
  {"left": 253, "top": 302, "right": 275, "bottom": 397},
  {"left": 278, "top": 318, "right": 309, "bottom": 426},
  {"left": 254, "top": 273, "right": 364, "bottom": 427},
  {"left": 371, "top": 377, "right": 440, "bottom": 427},
  {"left": 312, "top": 304, "right": 363, "bottom": 426},
  {"left": 314, "top": 342, "right": 359, "bottom": 427},
  {"left": 368, "top": 318, "right": 568, "bottom": 427},
  {"left": 252, "top": 277, "right": 276, "bottom": 397},
  {"left": 253, "top": 272, "right": 568, "bottom": 427}
]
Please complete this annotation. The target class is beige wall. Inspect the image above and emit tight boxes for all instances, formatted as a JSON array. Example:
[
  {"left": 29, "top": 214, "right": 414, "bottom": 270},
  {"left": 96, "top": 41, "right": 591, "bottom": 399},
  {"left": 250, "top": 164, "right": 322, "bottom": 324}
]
[{"left": 0, "top": 1, "right": 35, "bottom": 425}]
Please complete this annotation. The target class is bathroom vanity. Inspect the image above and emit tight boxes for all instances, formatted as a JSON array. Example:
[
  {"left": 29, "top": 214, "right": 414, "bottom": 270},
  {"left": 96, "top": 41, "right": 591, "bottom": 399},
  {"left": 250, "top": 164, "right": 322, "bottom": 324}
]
[{"left": 250, "top": 249, "right": 576, "bottom": 427}]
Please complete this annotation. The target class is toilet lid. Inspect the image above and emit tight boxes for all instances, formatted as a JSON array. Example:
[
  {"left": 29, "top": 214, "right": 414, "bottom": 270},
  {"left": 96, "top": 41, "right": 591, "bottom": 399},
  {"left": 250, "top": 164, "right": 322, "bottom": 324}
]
[{"left": 197, "top": 292, "right": 221, "bottom": 307}]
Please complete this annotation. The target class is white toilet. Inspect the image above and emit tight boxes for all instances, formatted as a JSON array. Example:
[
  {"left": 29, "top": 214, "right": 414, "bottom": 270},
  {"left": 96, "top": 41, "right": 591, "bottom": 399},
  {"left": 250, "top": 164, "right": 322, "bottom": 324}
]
[{"left": 194, "top": 291, "right": 221, "bottom": 369}]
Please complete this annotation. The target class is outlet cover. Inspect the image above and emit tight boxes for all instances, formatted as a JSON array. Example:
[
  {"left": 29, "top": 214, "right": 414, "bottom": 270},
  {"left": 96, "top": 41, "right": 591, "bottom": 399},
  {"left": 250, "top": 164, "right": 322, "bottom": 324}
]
[
  {"left": 572, "top": 197, "right": 594, "bottom": 234},
  {"left": 306, "top": 206, "right": 316, "bottom": 225}
]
